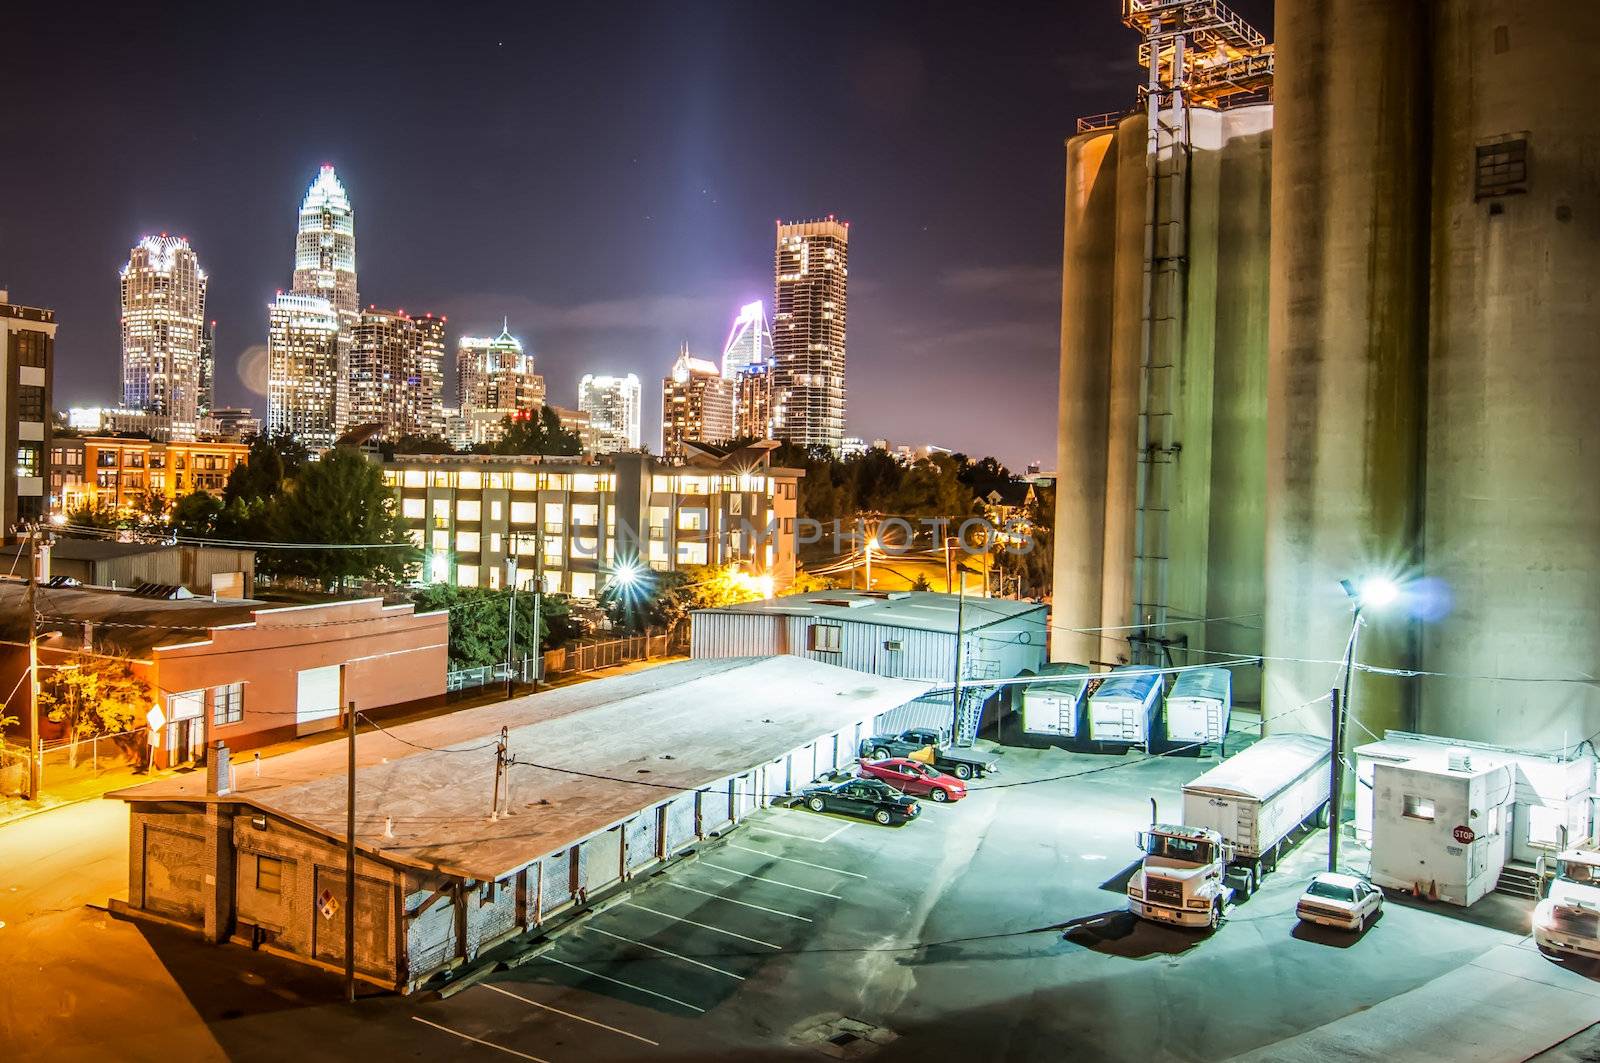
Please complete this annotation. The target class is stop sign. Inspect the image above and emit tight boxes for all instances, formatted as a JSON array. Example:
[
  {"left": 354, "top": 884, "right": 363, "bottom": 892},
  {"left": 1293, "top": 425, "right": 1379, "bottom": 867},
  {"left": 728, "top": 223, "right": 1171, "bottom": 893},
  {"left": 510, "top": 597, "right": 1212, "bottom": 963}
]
[{"left": 1453, "top": 824, "right": 1476, "bottom": 844}]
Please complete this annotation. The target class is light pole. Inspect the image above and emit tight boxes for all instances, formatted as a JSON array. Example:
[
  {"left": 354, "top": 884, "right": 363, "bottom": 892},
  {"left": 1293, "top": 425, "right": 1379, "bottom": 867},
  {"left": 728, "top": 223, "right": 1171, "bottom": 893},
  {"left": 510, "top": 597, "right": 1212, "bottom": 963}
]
[
  {"left": 1327, "top": 576, "right": 1399, "bottom": 871},
  {"left": 865, "top": 537, "right": 878, "bottom": 591},
  {"left": 505, "top": 547, "right": 518, "bottom": 700}
]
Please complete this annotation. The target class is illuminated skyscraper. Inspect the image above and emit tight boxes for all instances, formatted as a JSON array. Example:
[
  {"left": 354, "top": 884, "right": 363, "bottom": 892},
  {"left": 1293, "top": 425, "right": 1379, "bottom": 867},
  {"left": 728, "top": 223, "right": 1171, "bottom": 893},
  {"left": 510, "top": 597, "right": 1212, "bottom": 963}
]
[
  {"left": 350, "top": 308, "right": 447, "bottom": 439},
  {"left": 772, "top": 217, "right": 849, "bottom": 451},
  {"left": 267, "top": 293, "right": 340, "bottom": 447},
  {"left": 120, "top": 235, "right": 207, "bottom": 441},
  {"left": 578, "top": 373, "right": 641, "bottom": 453},
  {"left": 661, "top": 345, "right": 733, "bottom": 462},
  {"left": 292, "top": 165, "right": 358, "bottom": 316},
  {"left": 720, "top": 300, "right": 773, "bottom": 380},
  {"left": 456, "top": 323, "right": 545, "bottom": 443},
  {"left": 735, "top": 363, "right": 773, "bottom": 440},
  {"left": 198, "top": 320, "right": 216, "bottom": 418}
]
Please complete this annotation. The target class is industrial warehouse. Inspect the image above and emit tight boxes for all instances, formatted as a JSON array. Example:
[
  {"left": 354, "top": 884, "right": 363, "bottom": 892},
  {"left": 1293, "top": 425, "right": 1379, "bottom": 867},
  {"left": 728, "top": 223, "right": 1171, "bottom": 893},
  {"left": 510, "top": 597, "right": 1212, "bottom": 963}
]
[{"left": 108, "top": 656, "right": 933, "bottom": 991}]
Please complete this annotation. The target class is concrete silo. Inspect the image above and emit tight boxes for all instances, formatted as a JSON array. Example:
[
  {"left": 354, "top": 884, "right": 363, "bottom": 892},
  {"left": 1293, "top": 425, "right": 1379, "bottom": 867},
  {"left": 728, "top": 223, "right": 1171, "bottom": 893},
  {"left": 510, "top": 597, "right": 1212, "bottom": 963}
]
[
  {"left": 1052, "top": 2, "right": 1274, "bottom": 689},
  {"left": 1421, "top": 1, "right": 1600, "bottom": 746},
  {"left": 1051, "top": 128, "right": 1119, "bottom": 667},
  {"left": 1261, "top": 0, "right": 1432, "bottom": 737}
]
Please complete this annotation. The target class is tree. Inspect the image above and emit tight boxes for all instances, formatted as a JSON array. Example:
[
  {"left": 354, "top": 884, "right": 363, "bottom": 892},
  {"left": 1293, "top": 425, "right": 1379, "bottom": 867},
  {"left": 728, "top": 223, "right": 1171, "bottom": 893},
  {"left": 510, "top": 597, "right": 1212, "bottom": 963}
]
[
  {"left": 411, "top": 584, "right": 577, "bottom": 671},
  {"left": 484, "top": 407, "right": 582, "bottom": 457},
  {"left": 170, "top": 491, "right": 224, "bottom": 537},
  {"left": 389, "top": 434, "right": 456, "bottom": 456},
  {"left": 224, "top": 433, "right": 309, "bottom": 508},
  {"left": 264, "top": 448, "right": 417, "bottom": 589},
  {"left": 130, "top": 489, "right": 170, "bottom": 525},
  {"left": 599, "top": 568, "right": 693, "bottom": 636},
  {"left": 39, "top": 652, "right": 152, "bottom": 762},
  {"left": 65, "top": 500, "right": 120, "bottom": 530},
  {"left": 910, "top": 573, "right": 934, "bottom": 592}
]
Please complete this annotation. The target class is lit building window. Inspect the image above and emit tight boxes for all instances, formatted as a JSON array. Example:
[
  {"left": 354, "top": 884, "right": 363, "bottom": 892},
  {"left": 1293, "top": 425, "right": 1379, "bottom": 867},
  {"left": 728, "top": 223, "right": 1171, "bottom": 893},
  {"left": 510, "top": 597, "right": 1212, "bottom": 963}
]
[
  {"left": 489, "top": 499, "right": 503, "bottom": 521},
  {"left": 402, "top": 498, "right": 424, "bottom": 519},
  {"left": 457, "top": 500, "right": 481, "bottom": 521},
  {"left": 459, "top": 470, "right": 482, "bottom": 489},
  {"left": 510, "top": 500, "right": 536, "bottom": 524},
  {"left": 457, "top": 532, "right": 480, "bottom": 553},
  {"left": 457, "top": 564, "right": 478, "bottom": 586},
  {"left": 512, "top": 472, "right": 536, "bottom": 491},
  {"left": 404, "top": 470, "right": 426, "bottom": 488},
  {"left": 212, "top": 683, "right": 243, "bottom": 725},
  {"left": 570, "top": 572, "right": 596, "bottom": 599}
]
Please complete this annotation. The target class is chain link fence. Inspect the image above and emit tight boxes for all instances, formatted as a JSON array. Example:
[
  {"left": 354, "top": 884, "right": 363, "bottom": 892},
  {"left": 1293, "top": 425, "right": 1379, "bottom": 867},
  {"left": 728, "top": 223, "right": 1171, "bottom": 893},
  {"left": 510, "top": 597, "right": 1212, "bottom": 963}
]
[
  {"left": 0, "top": 727, "right": 148, "bottom": 798},
  {"left": 445, "top": 632, "right": 686, "bottom": 694}
]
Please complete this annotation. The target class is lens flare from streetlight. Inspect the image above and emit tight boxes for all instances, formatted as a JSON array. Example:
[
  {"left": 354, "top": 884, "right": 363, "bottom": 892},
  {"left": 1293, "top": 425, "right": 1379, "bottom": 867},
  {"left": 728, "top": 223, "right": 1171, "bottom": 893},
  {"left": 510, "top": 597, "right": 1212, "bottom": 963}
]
[{"left": 1360, "top": 577, "right": 1399, "bottom": 609}]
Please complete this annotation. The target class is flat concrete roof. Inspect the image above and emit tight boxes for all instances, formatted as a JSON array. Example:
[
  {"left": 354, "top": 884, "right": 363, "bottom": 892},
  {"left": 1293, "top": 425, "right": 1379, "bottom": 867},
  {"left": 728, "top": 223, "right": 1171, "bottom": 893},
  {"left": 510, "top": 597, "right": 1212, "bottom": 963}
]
[
  {"left": 0, "top": 579, "right": 269, "bottom": 654},
  {"left": 110, "top": 656, "right": 933, "bottom": 882},
  {"left": 694, "top": 590, "right": 1046, "bottom": 635}
]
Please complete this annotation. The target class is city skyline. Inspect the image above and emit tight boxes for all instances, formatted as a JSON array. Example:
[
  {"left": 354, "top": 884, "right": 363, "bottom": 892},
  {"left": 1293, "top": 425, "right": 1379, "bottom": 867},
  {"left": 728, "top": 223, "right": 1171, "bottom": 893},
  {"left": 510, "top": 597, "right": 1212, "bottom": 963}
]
[{"left": 0, "top": 0, "right": 1200, "bottom": 469}]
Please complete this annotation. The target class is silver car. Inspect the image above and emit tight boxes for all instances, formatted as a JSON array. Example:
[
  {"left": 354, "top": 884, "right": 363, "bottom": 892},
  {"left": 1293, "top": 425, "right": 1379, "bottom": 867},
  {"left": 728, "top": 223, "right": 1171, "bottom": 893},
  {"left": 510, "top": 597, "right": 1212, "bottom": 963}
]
[{"left": 1296, "top": 872, "right": 1383, "bottom": 932}]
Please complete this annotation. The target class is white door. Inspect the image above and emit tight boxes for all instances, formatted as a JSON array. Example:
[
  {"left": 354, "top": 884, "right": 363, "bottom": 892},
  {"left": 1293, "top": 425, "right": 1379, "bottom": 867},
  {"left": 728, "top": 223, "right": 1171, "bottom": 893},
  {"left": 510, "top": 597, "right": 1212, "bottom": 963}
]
[{"left": 296, "top": 665, "right": 342, "bottom": 726}]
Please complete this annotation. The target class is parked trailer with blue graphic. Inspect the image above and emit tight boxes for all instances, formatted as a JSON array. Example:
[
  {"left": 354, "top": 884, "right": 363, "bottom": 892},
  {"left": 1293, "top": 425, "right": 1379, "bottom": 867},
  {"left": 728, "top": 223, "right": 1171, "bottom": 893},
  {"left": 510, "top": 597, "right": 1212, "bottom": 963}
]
[
  {"left": 1164, "top": 667, "right": 1233, "bottom": 748},
  {"left": 1087, "top": 666, "right": 1164, "bottom": 749},
  {"left": 1019, "top": 663, "right": 1092, "bottom": 745}
]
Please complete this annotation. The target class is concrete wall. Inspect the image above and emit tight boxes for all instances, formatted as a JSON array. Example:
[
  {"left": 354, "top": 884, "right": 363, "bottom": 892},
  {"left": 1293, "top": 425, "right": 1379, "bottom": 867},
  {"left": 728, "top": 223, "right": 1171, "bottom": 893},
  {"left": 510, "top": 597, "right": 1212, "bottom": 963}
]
[
  {"left": 1420, "top": 0, "right": 1600, "bottom": 746},
  {"left": 1263, "top": 0, "right": 1432, "bottom": 737}
]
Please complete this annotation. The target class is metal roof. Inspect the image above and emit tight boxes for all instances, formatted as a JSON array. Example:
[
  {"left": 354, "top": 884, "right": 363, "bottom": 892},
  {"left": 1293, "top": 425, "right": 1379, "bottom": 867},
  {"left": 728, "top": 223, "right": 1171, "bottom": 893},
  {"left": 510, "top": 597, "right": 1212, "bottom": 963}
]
[
  {"left": 1184, "top": 733, "right": 1329, "bottom": 802},
  {"left": 1168, "top": 666, "right": 1233, "bottom": 702},
  {"left": 110, "top": 656, "right": 935, "bottom": 882},
  {"left": 1090, "top": 664, "right": 1163, "bottom": 703},
  {"left": 693, "top": 590, "right": 1046, "bottom": 635}
]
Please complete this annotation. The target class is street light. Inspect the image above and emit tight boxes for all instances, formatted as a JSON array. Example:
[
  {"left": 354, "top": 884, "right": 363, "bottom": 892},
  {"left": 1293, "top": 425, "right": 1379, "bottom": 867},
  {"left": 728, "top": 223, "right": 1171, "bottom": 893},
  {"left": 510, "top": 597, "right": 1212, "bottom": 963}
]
[
  {"left": 865, "top": 537, "right": 879, "bottom": 590},
  {"left": 1327, "top": 575, "right": 1402, "bottom": 871}
]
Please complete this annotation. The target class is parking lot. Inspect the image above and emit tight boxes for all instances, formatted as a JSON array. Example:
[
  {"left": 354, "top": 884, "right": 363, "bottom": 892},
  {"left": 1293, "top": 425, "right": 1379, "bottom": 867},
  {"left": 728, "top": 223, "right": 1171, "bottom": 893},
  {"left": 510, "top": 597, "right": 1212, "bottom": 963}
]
[{"left": 385, "top": 740, "right": 1553, "bottom": 1062}]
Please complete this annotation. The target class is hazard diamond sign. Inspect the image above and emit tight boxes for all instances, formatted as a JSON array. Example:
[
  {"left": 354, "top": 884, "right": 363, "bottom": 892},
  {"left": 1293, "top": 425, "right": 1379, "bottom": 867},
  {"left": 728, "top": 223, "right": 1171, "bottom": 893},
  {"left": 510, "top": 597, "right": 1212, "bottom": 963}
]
[{"left": 318, "top": 889, "right": 338, "bottom": 919}]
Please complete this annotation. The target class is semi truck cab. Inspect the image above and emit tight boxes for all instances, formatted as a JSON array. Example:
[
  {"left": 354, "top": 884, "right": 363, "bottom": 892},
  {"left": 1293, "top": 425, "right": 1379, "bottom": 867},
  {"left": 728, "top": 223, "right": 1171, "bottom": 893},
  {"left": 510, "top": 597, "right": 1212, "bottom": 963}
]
[
  {"left": 1534, "top": 847, "right": 1600, "bottom": 960},
  {"left": 1128, "top": 824, "right": 1235, "bottom": 930}
]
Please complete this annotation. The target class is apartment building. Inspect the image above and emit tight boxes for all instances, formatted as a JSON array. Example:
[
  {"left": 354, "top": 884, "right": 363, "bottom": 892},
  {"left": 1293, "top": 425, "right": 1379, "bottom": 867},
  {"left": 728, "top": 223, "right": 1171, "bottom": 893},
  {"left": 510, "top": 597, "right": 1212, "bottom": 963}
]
[
  {"left": 1, "top": 291, "right": 54, "bottom": 533},
  {"left": 383, "top": 446, "right": 801, "bottom": 599},
  {"left": 57, "top": 436, "right": 248, "bottom": 516}
]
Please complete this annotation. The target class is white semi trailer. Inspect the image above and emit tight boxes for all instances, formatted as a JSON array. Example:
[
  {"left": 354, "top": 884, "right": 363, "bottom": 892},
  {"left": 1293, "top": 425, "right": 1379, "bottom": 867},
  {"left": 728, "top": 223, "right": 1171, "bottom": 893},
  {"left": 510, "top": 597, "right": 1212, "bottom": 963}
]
[{"left": 1128, "top": 734, "right": 1332, "bottom": 929}]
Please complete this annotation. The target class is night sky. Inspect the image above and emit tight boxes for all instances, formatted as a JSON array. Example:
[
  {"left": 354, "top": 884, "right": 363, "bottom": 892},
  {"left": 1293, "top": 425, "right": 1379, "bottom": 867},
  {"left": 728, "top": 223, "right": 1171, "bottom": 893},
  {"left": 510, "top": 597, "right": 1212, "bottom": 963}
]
[{"left": 4, "top": 0, "right": 1270, "bottom": 469}]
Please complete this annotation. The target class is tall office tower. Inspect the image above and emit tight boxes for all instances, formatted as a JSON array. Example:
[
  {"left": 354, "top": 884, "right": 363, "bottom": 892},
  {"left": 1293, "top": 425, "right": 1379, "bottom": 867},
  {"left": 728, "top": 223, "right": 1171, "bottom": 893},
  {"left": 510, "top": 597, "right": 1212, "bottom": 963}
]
[
  {"left": 266, "top": 293, "right": 341, "bottom": 447},
  {"left": 735, "top": 362, "right": 773, "bottom": 439},
  {"left": 349, "top": 308, "right": 413, "bottom": 438},
  {"left": 198, "top": 320, "right": 216, "bottom": 417},
  {"left": 456, "top": 324, "right": 545, "bottom": 443},
  {"left": 578, "top": 373, "right": 642, "bottom": 453},
  {"left": 0, "top": 290, "right": 54, "bottom": 531},
  {"left": 408, "top": 312, "right": 446, "bottom": 438},
  {"left": 120, "top": 235, "right": 207, "bottom": 441},
  {"left": 772, "top": 217, "right": 849, "bottom": 451},
  {"left": 292, "top": 165, "right": 359, "bottom": 316},
  {"left": 661, "top": 345, "right": 734, "bottom": 462},
  {"left": 288, "top": 165, "right": 358, "bottom": 431},
  {"left": 720, "top": 300, "right": 773, "bottom": 380}
]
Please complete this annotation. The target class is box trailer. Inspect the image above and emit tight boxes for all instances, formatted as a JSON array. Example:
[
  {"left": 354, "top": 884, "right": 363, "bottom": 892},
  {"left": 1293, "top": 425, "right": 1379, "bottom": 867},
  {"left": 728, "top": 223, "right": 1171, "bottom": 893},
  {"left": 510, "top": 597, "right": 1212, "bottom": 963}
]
[
  {"left": 1181, "top": 733, "right": 1332, "bottom": 888},
  {"left": 1087, "top": 666, "right": 1163, "bottom": 748},
  {"left": 1165, "top": 667, "right": 1233, "bottom": 747},
  {"left": 1019, "top": 663, "right": 1091, "bottom": 745}
]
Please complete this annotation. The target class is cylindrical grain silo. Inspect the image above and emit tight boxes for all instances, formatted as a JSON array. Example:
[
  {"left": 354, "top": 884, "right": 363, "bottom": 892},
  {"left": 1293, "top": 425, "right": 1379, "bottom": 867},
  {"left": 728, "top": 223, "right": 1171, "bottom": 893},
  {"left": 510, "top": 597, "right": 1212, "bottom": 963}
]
[
  {"left": 1202, "top": 102, "right": 1274, "bottom": 707},
  {"left": 1421, "top": 1, "right": 1600, "bottom": 746},
  {"left": 1051, "top": 128, "right": 1120, "bottom": 665},
  {"left": 1098, "top": 111, "right": 1150, "bottom": 667},
  {"left": 1262, "top": 0, "right": 1432, "bottom": 736}
]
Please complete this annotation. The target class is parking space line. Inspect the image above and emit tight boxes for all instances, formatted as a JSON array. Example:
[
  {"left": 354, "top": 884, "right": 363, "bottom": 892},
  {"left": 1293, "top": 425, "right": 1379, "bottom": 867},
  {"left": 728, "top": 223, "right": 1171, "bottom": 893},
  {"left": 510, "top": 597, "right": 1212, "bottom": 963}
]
[
  {"left": 480, "top": 984, "right": 660, "bottom": 1047},
  {"left": 727, "top": 842, "right": 868, "bottom": 879},
  {"left": 584, "top": 926, "right": 745, "bottom": 980},
  {"left": 663, "top": 881, "right": 813, "bottom": 922},
  {"left": 744, "top": 823, "right": 836, "bottom": 843},
  {"left": 620, "top": 901, "right": 782, "bottom": 950},
  {"left": 411, "top": 1016, "right": 552, "bottom": 1061},
  {"left": 540, "top": 957, "right": 707, "bottom": 1014},
  {"left": 818, "top": 822, "right": 851, "bottom": 843},
  {"left": 700, "top": 862, "right": 843, "bottom": 899}
]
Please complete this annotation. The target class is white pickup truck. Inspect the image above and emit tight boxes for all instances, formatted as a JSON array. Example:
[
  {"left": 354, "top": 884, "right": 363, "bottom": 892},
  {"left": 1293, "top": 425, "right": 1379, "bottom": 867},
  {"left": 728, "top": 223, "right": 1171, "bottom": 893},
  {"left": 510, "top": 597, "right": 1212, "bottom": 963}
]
[{"left": 1534, "top": 847, "right": 1600, "bottom": 960}]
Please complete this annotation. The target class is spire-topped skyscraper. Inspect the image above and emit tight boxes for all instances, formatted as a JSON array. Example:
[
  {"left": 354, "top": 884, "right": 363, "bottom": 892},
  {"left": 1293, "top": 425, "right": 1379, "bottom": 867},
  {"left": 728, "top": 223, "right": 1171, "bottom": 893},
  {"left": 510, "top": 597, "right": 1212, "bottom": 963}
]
[
  {"left": 270, "top": 165, "right": 359, "bottom": 445},
  {"left": 292, "top": 164, "right": 358, "bottom": 315}
]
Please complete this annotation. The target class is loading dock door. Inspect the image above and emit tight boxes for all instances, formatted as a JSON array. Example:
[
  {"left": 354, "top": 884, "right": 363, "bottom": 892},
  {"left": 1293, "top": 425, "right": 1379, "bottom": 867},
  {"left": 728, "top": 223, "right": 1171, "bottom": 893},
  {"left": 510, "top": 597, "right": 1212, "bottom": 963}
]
[
  {"left": 540, "top": 849, "right": 574, "bottom": 916},
  {"left": 625, "top": 813, "right": 660, "bottom": 872},
  {"left": 311, "top": 868, "right": 392, "bottom": 977},
  {"left": 665, "top": 792, "right": 697, "bottom": 852},
  {"left": 702, "top": 783, "right": 734, "bottom": 834},
  {"left": 585, "top": 827, "right": 622, "bottom": 891}
]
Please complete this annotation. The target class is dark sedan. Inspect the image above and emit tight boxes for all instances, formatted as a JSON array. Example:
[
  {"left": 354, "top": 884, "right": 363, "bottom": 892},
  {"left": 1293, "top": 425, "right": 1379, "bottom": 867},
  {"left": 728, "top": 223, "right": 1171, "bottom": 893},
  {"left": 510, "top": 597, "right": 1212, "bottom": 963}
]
[{"left": 796, "top": 778, "right": 920, "bottom": 825}]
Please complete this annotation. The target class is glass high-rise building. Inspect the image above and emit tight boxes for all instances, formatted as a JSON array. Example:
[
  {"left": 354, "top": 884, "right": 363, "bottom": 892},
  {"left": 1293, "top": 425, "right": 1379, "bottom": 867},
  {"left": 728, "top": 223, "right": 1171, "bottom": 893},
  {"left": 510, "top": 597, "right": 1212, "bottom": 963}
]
[
  {"left": 351, "top": 308, "right": 446, "bottom": 440},
  {"left": 720, "top": 300, "right": 773, "bottom": 380},
  {"left": 456, "top": 324, "right": 545, "bottom": 445},
  {"left": 772, "top": 217, "right": 848, "bottom": 451},
  {"left": 292, "top": 165, "right": 358, "bottom": 317},
  {"left": 120, "top": 235, "right": 207, "bottom": 442},
  {"left": 267, "top": 293, "right": 340, "bottom": 447},
  {"left": 578, "top": 373, "right": 641, "bottom": 453},
  {"left": 661, "top": 345, "right": 733, "bottom": 462},
  {"left": 199, "top": 319, "right": 216, "bottom": 418}
]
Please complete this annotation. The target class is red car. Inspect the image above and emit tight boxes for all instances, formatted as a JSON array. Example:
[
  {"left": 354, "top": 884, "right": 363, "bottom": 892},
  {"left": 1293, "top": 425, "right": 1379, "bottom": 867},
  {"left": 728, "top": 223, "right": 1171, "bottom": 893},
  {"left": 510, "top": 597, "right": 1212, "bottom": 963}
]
[{"left": 857, "top": 757, "right": 967, "bottom": 803}]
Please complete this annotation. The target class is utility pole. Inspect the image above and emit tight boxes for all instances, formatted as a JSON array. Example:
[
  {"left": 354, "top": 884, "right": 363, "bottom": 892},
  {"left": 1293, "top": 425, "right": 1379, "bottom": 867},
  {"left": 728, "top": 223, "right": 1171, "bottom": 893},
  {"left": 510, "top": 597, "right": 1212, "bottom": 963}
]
[
  {"left": 950, "top": 564, "right": 965, "bottom": 746},
  {"left": 1327, "top": 686, "right": 1343, "bottom": 873},
  {"left": 24, "top": 525, "right": 40, "bottom": 802},
  {"left": 344, "top": 698, "right": 357, "bottom": 1003},
  {"left": 530, "top": 534, "right": 543, "bottom": 694}
]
